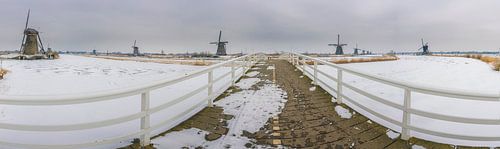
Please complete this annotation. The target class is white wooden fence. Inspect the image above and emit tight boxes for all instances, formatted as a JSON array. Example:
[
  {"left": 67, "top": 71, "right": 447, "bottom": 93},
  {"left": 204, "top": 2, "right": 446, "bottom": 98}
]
[
  {"left": 289, "top": 52, "right": 500, "bottom": 145},
  {"left": 0, "top": 54, "right": 261, "bottom": 148}
]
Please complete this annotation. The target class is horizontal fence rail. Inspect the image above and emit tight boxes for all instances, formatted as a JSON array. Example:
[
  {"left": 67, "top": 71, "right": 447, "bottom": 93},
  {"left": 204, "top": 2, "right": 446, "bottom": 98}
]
[
  {"left": 288, "top": 52, "right": 500, "bottom": 146},
  {"left": 0, "top": 54, "right": 263, "bottom": 148}
]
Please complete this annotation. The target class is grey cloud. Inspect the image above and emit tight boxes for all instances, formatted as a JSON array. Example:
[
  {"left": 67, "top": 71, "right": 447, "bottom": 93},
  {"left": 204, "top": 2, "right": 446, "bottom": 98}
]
[{"left": 0, "top": 0, "right": 499, "bottom": 54}]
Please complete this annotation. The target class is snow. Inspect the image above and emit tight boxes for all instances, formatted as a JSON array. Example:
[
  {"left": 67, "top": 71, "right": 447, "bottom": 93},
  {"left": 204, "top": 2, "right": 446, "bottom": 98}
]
[
  {"left": 341, "top": 56, "right": 500, "bottom": 92},
  {"left": 334, "top": 106, "right": 352, "bottom": 119},
  {"left": 217, "top": 80, "right": 287, "bottom": 133},
  {"left": 266, "top": 66, "right": 275, "bottom": 70},
  {"left": 151, "top": 128, "right": 208, "bottom": 148},
  {"left": 236, "top": 78, "right": 260, "bottom": 90},
  {"left": 152, "top": 77, "right": 287, "bottom": 148},
  {"left": 386, "top": 129, "right": 400, "bottom": 139},
  {"left": 305, "top": 56, "right": 500, "bottom": 146},
  {"left": 412, "top": 144, "right": 426, "bottom": 149},
  {"left": 0, "top": 55, "right": 204, "bottom": 95},
  {"left": 331, "top": 97, "right": 336, "bottom": 102},
  {"left": 245, "top": 71, "right": 260, "bottom": 77},
  {"left": 0, "top": 54, "right": 246, "bottom": 148},
  {"left": 309, "top": 86, "right": 316, "bottom": 91}
]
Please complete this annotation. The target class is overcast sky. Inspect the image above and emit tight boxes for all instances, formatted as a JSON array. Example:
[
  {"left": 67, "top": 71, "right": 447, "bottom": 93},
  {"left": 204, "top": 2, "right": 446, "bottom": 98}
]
[{"left": 1, "top": 0, "right": 500, "bottom": 54}]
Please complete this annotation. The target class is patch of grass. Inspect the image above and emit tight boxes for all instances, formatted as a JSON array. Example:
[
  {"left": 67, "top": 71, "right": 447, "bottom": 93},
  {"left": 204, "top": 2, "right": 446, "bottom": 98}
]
[{"left": 117, "top": 138, "right": 155, "bottom": 149}]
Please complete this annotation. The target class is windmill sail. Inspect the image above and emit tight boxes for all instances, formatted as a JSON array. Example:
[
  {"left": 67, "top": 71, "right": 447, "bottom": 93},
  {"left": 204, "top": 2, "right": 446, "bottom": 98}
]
[{"left": 19, "top": 9, "right": 30, "bottom": 52}]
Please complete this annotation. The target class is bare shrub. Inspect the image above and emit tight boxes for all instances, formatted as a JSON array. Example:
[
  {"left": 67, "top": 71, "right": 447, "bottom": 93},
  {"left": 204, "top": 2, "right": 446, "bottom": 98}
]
[
  {"left": 0, "top": 68, "right": 8, "bottom": 79},
  {"left": 493, "top": 59, "right": 500, "bottom": 71}
]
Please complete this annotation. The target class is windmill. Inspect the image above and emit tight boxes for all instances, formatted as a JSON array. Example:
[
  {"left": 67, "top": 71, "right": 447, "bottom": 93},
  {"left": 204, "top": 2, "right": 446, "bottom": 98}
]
[
  {"left": 417, "top": 38, "right": 430, "bottom": 55},
  {"left": 19, "top": 9, "right": 46, "bottom": 56},
  {"left": 328, "top": 34, "right": 347, "bottom": 55},
  {"left": 209, "top": 30, "right": 228, "bottom": 56},
  {"left": 353, "top": 43, "right": 360, "bottom": 55},
  {"left": 132, "top": 40, "right": 140, "bottom": 56}
]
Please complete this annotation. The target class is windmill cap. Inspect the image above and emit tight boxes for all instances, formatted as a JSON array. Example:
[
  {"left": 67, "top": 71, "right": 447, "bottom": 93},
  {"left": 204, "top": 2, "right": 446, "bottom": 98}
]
[{"left": 24, "top": 28, "right": 39, "bottom": 34}]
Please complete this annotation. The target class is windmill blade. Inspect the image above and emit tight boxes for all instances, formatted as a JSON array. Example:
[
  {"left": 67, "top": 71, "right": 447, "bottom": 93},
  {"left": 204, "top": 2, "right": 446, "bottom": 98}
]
[
  {"left": 337, "top": 34, "right": 340, "bottom": 44},
  {"left": 25, "top": 9, "right": 30, "bottom": 31},
  {"left": 133, "top": 40, "right": 137, "bottom": 47},
  {"left": 209, "top": 42, "right": 218, "bottom": 44},
  {"left": 339, "top": 44, "right": 347, "bottom": 46},
  {"left": 417, "top": 46, "right": 423, "bottom": 51},
  {"left": 218, "top": 30, "right": 222, "bottom": 43},
  {"left": 19, "top": 35, "right": 26, "bottom": 52},
  {"left": 38, "top": 34, "right": 45, "bottom": 53},
  {"left": 328, "top": 44, "right": 338, "bottom": 46},
  {"left": 19, "top": 9, "right": 30, "bottom": 52}
]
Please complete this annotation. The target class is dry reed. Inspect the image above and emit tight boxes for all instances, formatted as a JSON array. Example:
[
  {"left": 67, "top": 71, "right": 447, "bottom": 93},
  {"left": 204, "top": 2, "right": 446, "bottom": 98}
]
[
  {"left": 330, "top": 55, "right": 399, "bottom": 64},
  {"left": 433, "top": 54, "right": 500, "bottom": 71},
  {"left": 0, "top": 68, "right": 8, "bottom": 79},
  {"left": 88, "top": 55, "right": 214, "bottom": 66}
]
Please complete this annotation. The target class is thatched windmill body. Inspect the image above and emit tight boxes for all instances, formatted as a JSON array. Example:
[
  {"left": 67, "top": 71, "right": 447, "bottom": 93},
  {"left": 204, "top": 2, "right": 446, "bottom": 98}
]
[{"left": 210, "top": 30, "right": 228, "bottom": 56}]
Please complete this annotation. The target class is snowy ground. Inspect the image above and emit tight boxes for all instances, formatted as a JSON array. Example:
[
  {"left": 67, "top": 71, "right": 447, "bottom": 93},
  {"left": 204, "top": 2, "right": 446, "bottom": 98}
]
[
  {"left": 0, "top": 54, "right": 245, "bottom": 148},
  {"left": 0, "top": 55, "right": 204, "bottom": 95},
  {"left": 306, "top": 56, "right": 500, "bottom": 146},
  {"left": 152, "top": 72, "right": 288, "bottom": 148}
]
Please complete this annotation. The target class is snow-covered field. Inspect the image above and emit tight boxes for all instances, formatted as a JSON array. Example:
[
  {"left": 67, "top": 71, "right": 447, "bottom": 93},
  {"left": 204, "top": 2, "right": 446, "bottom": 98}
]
[
  {"left": 307, "top": 56, "right": 500, "bottom": 146},
  {"left": 0, "top": 54, "right": 245, "bottom": 148},
  {"left": 0, "top": 55, "right": 204, "bottom": 95}
]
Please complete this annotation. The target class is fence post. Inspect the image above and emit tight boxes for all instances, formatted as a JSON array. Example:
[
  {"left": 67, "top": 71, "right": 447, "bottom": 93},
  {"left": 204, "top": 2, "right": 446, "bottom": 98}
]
[
  {"left": 242, "top": 58, "right": 247, "bottom": 72},
  {"left": 251, "top": 56, "right": 255, "bottom": 66},
  {"left": 295, "top": 55, "right": 299, "bottom": 67},
  {"left": 245, "top": 57, "right": 250, "bottom": 72},
  {"left": 337, "top": 69, "right": 343, "bottom": 104},
  {"left": 231, "top": 62, "right": 235, "bottom": 87},
  {"left": 250, "top": 56, "right": 254, "bottom": 66},
  {"left": 302, "top": 58, "right": 306, "bottom": 75},
  {"left": 402, "top": 88, "right": 412, "bottom": 140},
  {"left": 140, "top": 91, "right": 151, "bottom": 147},
  {"left": 272, "top": 64, "right": 276, "bottom": 83},
  {"left": 313, "top": 60, "right": 318, "bottom": 85},
  {"left": 208, "top": 71, "right": 214, "bottom": 107}
]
